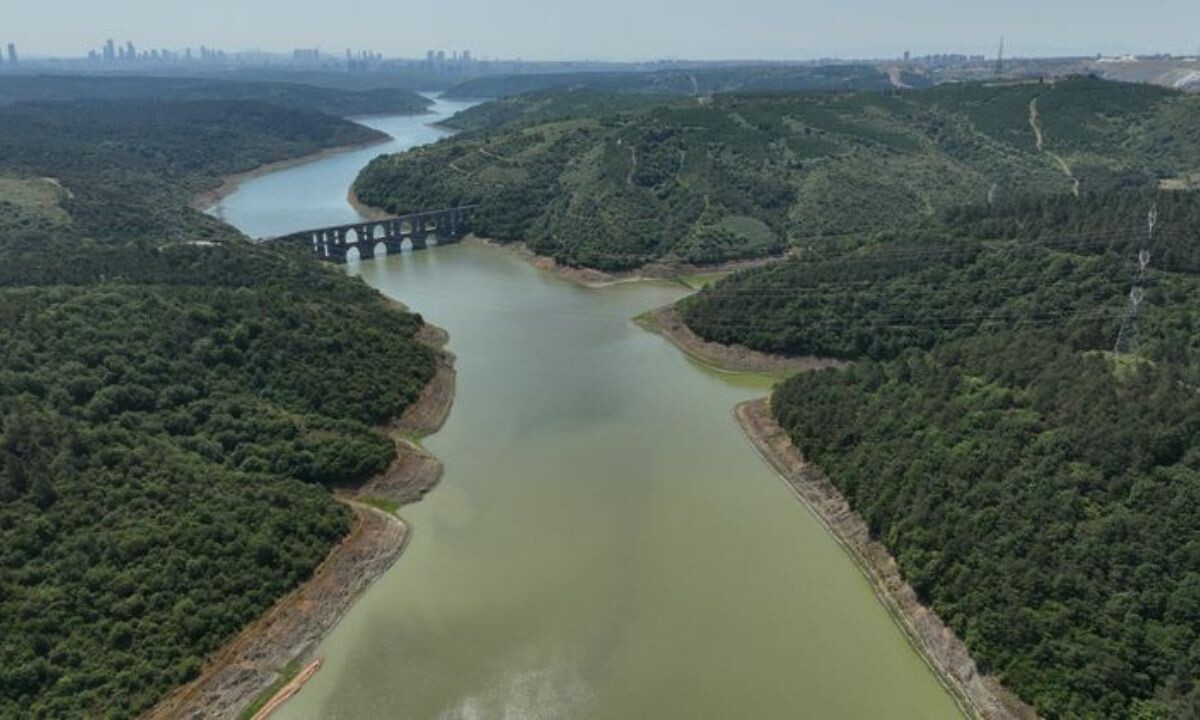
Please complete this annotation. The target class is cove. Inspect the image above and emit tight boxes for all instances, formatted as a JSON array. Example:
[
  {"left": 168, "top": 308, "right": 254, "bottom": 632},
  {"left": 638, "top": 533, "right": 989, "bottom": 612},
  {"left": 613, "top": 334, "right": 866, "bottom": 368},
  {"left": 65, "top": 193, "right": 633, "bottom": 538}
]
[{"left": 215, "top": 97, "right": 964, "bottom": 720}]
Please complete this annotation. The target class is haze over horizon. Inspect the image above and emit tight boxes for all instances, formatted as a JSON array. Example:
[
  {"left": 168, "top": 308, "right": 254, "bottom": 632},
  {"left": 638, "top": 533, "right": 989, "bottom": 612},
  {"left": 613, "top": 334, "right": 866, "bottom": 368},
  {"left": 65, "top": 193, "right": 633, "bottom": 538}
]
[{"left": 7, "top": 0, "right": 1200, "bottom": 61}]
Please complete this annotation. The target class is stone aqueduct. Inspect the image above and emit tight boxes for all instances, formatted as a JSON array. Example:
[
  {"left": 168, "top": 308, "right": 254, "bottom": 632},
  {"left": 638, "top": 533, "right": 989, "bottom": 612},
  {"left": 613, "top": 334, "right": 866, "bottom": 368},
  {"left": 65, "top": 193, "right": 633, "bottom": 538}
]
[{"left": 270, "top": 206, "right": 476, "bottom": 263}]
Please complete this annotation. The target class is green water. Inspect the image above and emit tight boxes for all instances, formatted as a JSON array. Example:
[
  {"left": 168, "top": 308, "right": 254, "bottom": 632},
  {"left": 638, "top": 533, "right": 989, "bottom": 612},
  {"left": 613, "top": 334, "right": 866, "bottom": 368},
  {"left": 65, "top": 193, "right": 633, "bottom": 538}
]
[{"left": 221, "top": 104, "right": 963, "bottom": 720}]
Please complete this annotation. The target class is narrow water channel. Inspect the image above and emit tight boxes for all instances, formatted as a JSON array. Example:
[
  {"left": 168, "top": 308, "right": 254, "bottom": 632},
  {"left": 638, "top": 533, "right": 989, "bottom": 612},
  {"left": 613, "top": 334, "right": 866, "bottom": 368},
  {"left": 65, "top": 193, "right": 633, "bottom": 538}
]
[{"left": 215, "top": 97, "right": 963, "bottom": 720}]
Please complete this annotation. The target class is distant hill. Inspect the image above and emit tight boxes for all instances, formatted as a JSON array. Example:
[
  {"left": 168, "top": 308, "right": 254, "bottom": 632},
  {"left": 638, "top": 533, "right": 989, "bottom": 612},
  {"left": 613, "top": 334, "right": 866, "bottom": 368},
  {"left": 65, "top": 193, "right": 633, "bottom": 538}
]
[
  {"left": 442, "top": 64, "right": 926, "bottom": 98},
  {"left": 0, "top": 75, "right": 432, "bottom": 116},
  {"left": 0, "top": 98, "right": 386, "bottom": 255},
  {"left": 355, "top": 76, "right": 1200, "bottom": 271},
  {"left": 438, "top": 89, "right": 667, "bottom": 134}
]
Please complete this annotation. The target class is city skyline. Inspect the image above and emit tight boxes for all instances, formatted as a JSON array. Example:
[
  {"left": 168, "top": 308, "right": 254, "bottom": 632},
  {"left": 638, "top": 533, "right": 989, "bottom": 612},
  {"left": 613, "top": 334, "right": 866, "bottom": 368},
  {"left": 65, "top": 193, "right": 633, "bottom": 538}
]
[{"left": 6, "top": 0, "right": 1200, "bottom": 62}]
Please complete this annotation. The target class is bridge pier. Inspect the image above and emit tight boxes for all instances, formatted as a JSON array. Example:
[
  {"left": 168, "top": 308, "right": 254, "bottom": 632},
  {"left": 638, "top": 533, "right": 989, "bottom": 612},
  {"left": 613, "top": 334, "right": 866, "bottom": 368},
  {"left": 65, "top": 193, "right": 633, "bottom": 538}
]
[{"left": 273, "top": 205, "right": 476, "bottom": 264}]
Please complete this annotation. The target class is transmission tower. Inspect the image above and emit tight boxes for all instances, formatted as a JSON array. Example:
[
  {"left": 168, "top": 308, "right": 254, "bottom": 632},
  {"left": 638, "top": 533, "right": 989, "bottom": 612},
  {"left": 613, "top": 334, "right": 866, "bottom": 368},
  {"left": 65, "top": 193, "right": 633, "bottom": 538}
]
[
  {"left": 1113, "top": 205, "right": 1157, "bottom": 356},
  {"left": 994, "top": 38, "right": 1005, "bottom": 80}
]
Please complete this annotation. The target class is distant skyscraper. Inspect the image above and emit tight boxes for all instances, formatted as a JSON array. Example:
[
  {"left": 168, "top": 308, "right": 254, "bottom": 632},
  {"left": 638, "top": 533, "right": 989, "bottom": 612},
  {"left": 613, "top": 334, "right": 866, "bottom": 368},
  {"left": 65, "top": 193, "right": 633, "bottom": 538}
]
[
  {"left": 104, "top": 38, "right": 115, "bottom": 61},
  {"left": 126, "top": 41, "right": 136, "bottom": 60},
  {"left": 6, "top": 44, "right": 16, "bottom": 65}
]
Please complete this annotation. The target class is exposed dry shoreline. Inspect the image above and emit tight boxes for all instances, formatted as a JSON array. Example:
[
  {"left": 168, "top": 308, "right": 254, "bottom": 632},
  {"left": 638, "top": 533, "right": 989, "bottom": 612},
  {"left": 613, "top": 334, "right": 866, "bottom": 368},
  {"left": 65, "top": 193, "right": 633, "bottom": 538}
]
[
  {"left": 191, "top": 135, "right": 391, "bottom": 215},
  {"left": 144, "top": 324, "right": 456, "bottom": 720},
  {"left": 148, "top": 133, "right": 463, "bottom": 720},
  {"left": 464, "top": 235, "right": 792, "bottom": 289},
  {"left": 735, "top": 398, "right": 1037, "bottom": 720},
  {"left": 637, "top": 304, "right": 849, "bottom": 375},
  {"left": 347, "top": 187, "right": 394, "bottom": 221}
]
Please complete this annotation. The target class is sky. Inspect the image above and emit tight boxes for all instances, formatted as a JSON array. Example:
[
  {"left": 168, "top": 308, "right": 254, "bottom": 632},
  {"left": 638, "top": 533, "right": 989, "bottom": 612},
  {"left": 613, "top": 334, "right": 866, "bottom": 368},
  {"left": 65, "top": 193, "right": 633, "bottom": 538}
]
[{"left": 7, "top": 0, "right": 1200, "bottom": 61}]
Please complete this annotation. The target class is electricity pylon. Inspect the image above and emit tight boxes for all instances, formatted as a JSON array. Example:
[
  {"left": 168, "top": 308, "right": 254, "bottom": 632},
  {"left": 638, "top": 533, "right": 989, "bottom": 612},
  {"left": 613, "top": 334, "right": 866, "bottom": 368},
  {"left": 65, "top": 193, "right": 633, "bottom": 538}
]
[{"left": 1114, "top": 205, "right": 1157, "bottom": 356}]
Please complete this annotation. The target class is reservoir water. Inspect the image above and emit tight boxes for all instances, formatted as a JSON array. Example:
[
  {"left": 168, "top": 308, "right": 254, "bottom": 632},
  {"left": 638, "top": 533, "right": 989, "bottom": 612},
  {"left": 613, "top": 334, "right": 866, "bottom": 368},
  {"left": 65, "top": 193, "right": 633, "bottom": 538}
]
[{"left": 214, "top": 96, "right": 963, "bottom": 719}]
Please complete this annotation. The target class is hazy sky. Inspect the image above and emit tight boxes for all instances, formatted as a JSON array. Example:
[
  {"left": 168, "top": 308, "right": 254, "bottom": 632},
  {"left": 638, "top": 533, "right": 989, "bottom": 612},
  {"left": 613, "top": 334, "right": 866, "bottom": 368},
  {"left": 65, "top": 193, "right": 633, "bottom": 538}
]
[{"left": 8, "top": 0, "right": 1200, "bottom": 60}]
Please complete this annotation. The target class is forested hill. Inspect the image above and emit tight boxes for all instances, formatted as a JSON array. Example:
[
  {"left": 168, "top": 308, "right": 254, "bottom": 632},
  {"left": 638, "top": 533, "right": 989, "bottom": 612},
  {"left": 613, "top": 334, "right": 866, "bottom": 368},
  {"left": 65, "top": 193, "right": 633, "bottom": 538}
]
[
  {"left": 686, "top": 190, "right": 1200, "bottom": 717},
  {"left": 441, "top": 63, "right": 924, "bottom": 98},
  {"left": 354, "top": 76, "right": 1200, "bottom": 271},
  {"left": 776, "top": 329, "right": 1200, "bottom": 718},
  {"left": 0, "top": 98, "right": 437, "bottom": 717},
  {"left": 0, "top": 98, "right": 384, "bottom": 261},
  {"left": 0, "top": 74, "right": 433, "bottom": 116},
  {"left": 680, "top": 190, "right": 1200, "bottom": 363}
]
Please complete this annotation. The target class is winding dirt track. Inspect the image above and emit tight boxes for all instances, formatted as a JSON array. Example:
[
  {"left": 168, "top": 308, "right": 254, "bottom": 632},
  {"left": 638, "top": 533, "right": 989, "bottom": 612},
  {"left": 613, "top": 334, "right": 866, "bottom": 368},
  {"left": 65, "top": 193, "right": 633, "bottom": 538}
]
[{"left": 1028, "top": 96, "right": 1080, "bottom": 196}]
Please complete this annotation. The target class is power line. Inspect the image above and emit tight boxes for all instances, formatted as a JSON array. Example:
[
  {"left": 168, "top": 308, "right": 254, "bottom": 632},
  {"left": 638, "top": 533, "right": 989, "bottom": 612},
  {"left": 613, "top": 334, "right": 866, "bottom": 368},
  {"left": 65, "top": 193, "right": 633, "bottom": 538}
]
[{"left": 1113, "top": 204, "right": 1157, "bottom": 356}]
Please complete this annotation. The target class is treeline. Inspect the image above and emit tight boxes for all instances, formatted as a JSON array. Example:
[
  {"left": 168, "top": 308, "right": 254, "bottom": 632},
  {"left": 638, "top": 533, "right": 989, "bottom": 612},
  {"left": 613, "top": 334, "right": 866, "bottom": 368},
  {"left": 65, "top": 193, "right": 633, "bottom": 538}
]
[
  {"left": 440, "top": 63, "right": 927, "bottom": 98},
  {"left": 355, "top": 77, "right": 1200, "bottom": 271},
  {"left": 774, "top": 331, "right": 1200, "bottom": 718},
  {"left": 0, "top": 98, "right": 385, "bottom": 250},
  {"left": 680, "top": 190, "right": 1200, "bottom": 364},
  {"left": 686, "top": 189, "right": 1200, "bottom": 717},
  {"left": 0, "top": 74, "right": 432, "bottom": 116},
  {"left": 0, "top": 95, "right": 437, "bottom": 716}
]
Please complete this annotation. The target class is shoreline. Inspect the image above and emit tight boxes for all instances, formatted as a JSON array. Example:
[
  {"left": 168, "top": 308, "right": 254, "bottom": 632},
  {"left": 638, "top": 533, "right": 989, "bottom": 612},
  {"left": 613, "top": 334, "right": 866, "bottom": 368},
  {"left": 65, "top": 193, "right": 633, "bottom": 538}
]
[
  {"left": 637, "top": 304, "right": 850, "bottom": 376},
  {"left": 735, "top": 398, "right": 1037, "bottom": 720},
  {"left": 345, "top": 189, "right": 792, "bottom": 290},
  {"left": 191, "top": 135, "right": 392, "bottom": 214},
  {"left": 143, "top": 322, "right": 456, "bottom": 720},
  {"left": 347, "top": 187, "right": 395, "bottom": 221},
  {"left": 464, "top": 235, "right": 792, "bottom": 289}
]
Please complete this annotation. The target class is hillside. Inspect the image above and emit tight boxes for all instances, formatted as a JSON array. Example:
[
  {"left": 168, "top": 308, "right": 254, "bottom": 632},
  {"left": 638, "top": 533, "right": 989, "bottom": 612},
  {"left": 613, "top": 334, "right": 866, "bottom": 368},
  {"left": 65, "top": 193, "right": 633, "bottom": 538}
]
[
  {"left": 355, "top": 77, "right": 1200, "bottom": 271},
  {"left": 0, "top": 99, "right": 437, "bottom": 717},
  {"left": 441, "top": 63, "right": 924, "bottom": 98},
  {"left": 683, "top": 190, "right": 1200, "bottom": 718},
  {"left": 774, "top": 329, "right": 1200, "bottom": 719},
  {"left": 0, "top": 75, "right": 432, "bottom": 116},
  {"left": 680, "top": 191, "right": 1200, "bottom": 362},
  {"left": 0, "top": 98, "right": 385, "bottom": 261}
]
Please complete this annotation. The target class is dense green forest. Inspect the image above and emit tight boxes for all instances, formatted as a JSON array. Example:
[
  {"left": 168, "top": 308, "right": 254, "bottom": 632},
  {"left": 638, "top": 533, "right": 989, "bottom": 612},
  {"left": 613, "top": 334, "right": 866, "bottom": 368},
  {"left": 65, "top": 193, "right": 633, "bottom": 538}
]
[
  {"left": 0, "top": 95, "right": 437, "bottom": 717},
  {"left": 681, "top": 191, "right": 1200, "bottom": 364},
  {"left": 0, "top": 75, "right": 432, "bottom": 116},
  {"left": 0, "top": 98, "right": 384, "bottom": 252},
  {"left": 774, "top": 330, "right": 1200, "bottom": 719},
  {"left": 441, "top": 63, "right": 926, "bottom": 98},
  {"left": 355, "top": 77, "right": 1200, "bottom": 270},
  {"left": 684, "top": 189, "right": 1200, "bottom": 717}
]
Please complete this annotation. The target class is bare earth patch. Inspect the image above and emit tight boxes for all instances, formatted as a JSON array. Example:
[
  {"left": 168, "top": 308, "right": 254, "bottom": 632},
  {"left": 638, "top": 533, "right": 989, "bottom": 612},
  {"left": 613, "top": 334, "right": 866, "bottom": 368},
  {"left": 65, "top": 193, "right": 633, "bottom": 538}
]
[
  {"left": 735, "top": 398, "right": 1038, "bottom": 720},
  {"left": 638, "top": 305, "right": 849, "bottom": 375},
  {"left": 464, "top": 236, "right": 792, "bottom": 289}
]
